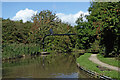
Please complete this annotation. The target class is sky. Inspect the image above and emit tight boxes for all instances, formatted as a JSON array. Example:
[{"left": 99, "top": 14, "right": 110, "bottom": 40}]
[{"left": 2, "top": 2, "right": 90, "bottom": 26}]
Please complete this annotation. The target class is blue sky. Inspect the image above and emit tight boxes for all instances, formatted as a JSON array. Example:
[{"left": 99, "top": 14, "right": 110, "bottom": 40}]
[{"left": 2, "top": 2, "right": 90, "bottom": 25}]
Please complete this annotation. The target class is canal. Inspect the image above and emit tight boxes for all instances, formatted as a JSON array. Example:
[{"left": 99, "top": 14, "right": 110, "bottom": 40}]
[{"left": 2, "top": 54, "right": 91, "bottom": 79}]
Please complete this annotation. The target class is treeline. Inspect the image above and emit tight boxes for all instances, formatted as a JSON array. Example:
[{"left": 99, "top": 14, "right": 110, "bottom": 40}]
[
  {"left": 2, "top": 10, "right": 77, "bottom": 58},
  {"left": 2, "top": 2, "right": 120, "bottom": 58},
  {"left": 75, "top": 2, "right": 120, "bottom": 57}
]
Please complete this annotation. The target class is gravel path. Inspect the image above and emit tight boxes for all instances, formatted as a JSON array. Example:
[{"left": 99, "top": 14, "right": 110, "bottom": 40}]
[{"left": 89, "top": 54, "right": 120, "bottom": 72}]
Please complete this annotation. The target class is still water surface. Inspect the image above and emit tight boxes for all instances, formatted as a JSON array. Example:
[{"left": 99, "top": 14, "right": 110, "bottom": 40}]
[{"left": 2, "top": 54, "right": 90, "bottom": 79}]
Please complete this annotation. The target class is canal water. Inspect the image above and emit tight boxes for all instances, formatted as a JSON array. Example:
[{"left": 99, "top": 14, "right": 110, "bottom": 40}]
[{"left": 2, "top": 54, "right": 91, "bottom": 79}]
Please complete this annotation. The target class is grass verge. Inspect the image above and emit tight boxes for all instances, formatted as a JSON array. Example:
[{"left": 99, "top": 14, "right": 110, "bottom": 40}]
[
  {"left": 76, "top": 53, "right": 119, "bottom": 79},
  {"left": 97, "top": 54, "right": 120, "bottom": 68}
]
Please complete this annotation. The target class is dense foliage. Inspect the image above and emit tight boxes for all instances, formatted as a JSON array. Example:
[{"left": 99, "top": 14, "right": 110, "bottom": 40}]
[
  {"left": 2, "top": 19, "right": 32, "bottom": 43},
  {"left": 31, "top": 10, "right": 76, "bottom": 52},
  {"left": 75, "top": 14, "right": 97, "bottom": 50},
  {"left": 75, "top": 2, "right": 120, "bottom": 56},
  {"left": 2, "top": 10, "right": 77, "bottom": 58}
]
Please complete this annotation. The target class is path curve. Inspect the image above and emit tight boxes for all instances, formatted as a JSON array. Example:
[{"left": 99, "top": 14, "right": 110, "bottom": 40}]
[{"left": 89, "top": 54, "right": 120, "bottom": 72}]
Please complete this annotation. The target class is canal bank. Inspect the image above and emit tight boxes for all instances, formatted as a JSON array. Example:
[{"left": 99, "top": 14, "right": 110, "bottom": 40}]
[{"left": 76, "top": 53, "right": 120, "bottom": 79}]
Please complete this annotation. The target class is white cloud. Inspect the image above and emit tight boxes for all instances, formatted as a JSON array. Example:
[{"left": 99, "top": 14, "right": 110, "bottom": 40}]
[
  {"left": 56, "top": 11, "right": 89, "bottom": 26},
  {"left": 12, "top": 9, "right": 89, "bottom": 26},
  {"left": 12, "top": 8, "right": 37, "bottom": 22}
]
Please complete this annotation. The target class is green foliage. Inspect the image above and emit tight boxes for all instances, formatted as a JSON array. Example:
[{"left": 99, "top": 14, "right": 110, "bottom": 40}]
[
  {"left": 31, "top": 10, "right": 59, "bottom": 41},
  {"left": 31, "top": 10, "right": 77, "bottom": 53},
  {"left": 75, "top": 14, "right": 97, "bottom": 49},
  {"left": 2, "top": 19, "right": 32, "bottom": 43},
  {"left": 87, "top": 2, "right": 120, "bottom": 56},
  {"left": 2, "top": 10, "right": 77, "bottom": 57},
  {"left": 76, "top": 1, "right": 120, "bottom": 56}
]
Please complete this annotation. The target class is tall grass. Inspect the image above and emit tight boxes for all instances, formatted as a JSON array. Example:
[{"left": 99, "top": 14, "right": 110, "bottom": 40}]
[{"left": 2, "top": 43, "right": 42, "bottom": 59}]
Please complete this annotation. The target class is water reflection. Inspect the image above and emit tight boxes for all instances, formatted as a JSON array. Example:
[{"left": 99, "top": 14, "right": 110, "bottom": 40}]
[{"left": 2, "top": 54, "right": 90, "bottom": 78}]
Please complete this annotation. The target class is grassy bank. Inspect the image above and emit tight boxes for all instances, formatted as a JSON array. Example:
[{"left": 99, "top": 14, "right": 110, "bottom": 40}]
[
  {"left": 76, "top": 53, "right": 119, "bottom": 79},
  {"left": 97, "top": 54, "right": 120, "bottom": 68}
]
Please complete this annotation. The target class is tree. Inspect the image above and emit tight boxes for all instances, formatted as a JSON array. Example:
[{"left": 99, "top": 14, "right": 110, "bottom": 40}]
[
  {"left": 2, "top": 10, "right": 77, "bottom": 53},
  {"left": 31, "top": 10, "right": 60, "bottom": 41},
  {"left": 75, "top": 14, "right": 97, "bottom": 50},
  {"left": 31, "top": 10, "right": 76, "bottom": 52},
  {"left": 87, "top": 2, "right": 120, "bottom": 56},
  {"left": 2, "top": 19, "right": 32, "bottom": 43}
]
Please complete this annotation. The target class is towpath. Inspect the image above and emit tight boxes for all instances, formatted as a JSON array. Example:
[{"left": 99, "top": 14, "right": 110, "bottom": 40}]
[{"left": 89, "top": 54, "right": 120, "bottom": 72}]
